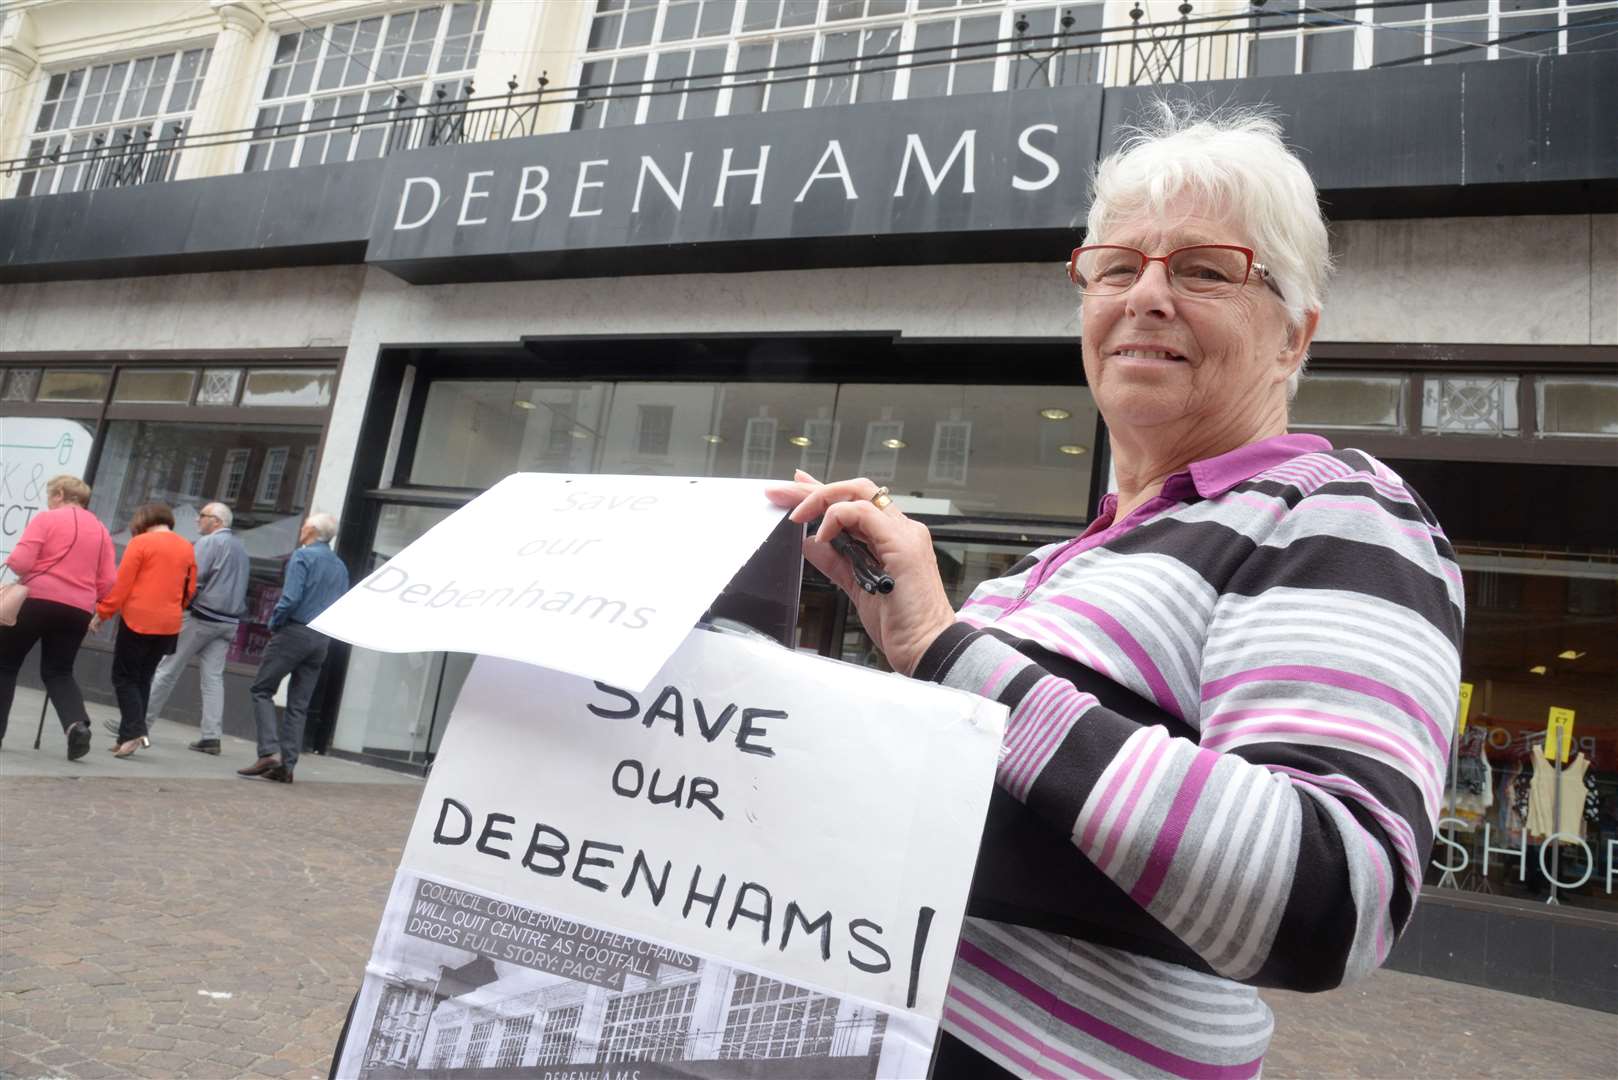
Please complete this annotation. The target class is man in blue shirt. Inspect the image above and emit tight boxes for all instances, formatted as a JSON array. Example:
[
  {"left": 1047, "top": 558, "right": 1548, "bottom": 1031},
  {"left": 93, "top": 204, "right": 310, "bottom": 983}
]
[{"left": 237, "top": 512, "right": 349, "bottom": 784}]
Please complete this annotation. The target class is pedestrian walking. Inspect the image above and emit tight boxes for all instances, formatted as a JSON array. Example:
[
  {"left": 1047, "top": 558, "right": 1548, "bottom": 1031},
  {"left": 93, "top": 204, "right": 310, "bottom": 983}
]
[
  {"left": 237, "top": 512, "right": 348, "bottom": 785},
  {"left": 93, "top": 503, "right": 196, "bottom": 759},
  {"left": 0, "top": 475, "right": 116, "bottom": 759},
  {"left": 141, "top": 502, "right": 251, "bottom": 755}
]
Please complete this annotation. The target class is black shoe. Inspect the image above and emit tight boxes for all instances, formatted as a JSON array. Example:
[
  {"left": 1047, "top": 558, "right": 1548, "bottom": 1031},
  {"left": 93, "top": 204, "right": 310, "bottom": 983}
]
[
  {"left": 262, "top": 764, "right": 294, "bottom": 784},
  {"left": 188, "top": 739, "right": 222, "bottom": 755},
  {"left": 67, "top": 722, "right": 91, "bottom": 761}
]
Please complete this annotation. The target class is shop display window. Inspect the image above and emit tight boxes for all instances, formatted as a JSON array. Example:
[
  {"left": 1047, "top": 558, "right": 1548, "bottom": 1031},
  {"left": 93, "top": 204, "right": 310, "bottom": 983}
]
[
  {"left": 1431, "top": 548, "right": 1618, "bottom": 912},
  {"left": 407, "top": 378, "right": 1095, "bottom": 519},
  {"left": 85, "top": 420, "right": 325, "bottom": 668}
]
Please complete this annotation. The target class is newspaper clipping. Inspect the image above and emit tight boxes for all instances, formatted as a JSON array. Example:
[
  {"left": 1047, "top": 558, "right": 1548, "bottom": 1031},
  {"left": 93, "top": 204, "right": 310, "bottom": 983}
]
[{"left": 342, "top": 871, "right": 923, "bottom": 1080}]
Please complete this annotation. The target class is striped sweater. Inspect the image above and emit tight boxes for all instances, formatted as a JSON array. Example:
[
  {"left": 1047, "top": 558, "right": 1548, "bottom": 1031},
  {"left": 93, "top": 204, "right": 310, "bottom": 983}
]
[{"left": 918, "top": 434, "right": 1464, "bottom": 1078}]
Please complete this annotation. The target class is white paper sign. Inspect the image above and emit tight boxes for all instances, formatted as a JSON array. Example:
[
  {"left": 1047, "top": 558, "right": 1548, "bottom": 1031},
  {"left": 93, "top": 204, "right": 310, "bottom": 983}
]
[
  {"left": 0, "top": 417, "right": 94, "bottom": 559},
  {"left": 336, "top": 628, "right": 1006, "bottom": 1079},
  {"left": 312, "top": 473, "right": 787, "bottom": 691}
]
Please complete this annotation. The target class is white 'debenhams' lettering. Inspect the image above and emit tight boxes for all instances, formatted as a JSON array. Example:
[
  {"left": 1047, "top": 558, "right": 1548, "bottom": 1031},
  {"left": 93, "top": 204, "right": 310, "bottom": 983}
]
[{"left": 388, "top": 124, "right": 1063, "bottom": 234}]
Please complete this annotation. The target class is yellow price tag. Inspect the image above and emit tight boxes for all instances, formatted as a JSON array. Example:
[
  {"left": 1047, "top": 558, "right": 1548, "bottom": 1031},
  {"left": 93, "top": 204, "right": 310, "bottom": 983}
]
[
  {"left": 1545, "top": 707, "right": 1575, "bottom": 763},
  {"left": 1456, "top": 682, "right": 1474, "bottom": 736}
]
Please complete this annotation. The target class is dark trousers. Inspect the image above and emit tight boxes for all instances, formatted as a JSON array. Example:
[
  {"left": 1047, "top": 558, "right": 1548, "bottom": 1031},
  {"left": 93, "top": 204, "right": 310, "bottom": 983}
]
[
  {"left": 250, "top": 623, "right": 329, "bottom": 772},
  {"left": 111, "top": 621, "right": 176, "bottom": 743},
  {"left": 0, "top": 598, "right": 94, "bottom": 744}
]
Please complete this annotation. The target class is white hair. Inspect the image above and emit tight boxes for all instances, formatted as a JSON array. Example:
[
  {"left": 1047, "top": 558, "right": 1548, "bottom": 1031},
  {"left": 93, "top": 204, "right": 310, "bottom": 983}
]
[
  {"left": 305, "top": 511, "right": 338, "bottom": 542},
  {"left": 203, "top": 502, "right": 233, "bottom": 528},
  {"left": 1085, "top": 101, "right": 1332, "bottom": 399}
]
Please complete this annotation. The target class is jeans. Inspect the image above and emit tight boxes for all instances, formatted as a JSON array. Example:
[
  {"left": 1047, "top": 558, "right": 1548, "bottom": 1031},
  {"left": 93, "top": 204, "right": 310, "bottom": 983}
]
[
  {"left": 0, "top": 598, "right": 94, "bottom": 744},
  {"left": 111, "top": 621, "right": 177, "bottom": 744},
  {"left": 250, "top": 623, "right": 329, "bottom": 772},
  {"left": 145, "top": 613, "right": 238, "bottom": 739}
]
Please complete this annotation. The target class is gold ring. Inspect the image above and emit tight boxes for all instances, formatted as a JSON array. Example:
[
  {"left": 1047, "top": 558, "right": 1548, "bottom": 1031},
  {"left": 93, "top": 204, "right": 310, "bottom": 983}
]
[{"left": 870, "top": 486, "right": 893, "bottom": 510}]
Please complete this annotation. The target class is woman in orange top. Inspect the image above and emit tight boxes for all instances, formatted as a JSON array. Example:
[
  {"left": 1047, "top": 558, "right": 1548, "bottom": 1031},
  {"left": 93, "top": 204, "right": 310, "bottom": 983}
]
[{"left": 93, "top": 503, "right": 197, "bottom": 758}]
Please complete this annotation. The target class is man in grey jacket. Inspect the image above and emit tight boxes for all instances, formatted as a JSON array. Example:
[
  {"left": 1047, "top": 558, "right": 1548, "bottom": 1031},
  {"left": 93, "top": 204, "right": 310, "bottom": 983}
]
[{"left": 143, "top": 502, "right": 251, "bottom": 754}]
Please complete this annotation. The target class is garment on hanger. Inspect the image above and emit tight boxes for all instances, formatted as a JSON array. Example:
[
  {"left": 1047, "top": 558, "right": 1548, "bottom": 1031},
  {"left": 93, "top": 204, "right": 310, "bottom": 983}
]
[
  {"left": 1526, "top": 751, "right": 1590, "bottom": 840},
  {"left": 1443, "top": 726, "right": 1493, "bottom": 826}
]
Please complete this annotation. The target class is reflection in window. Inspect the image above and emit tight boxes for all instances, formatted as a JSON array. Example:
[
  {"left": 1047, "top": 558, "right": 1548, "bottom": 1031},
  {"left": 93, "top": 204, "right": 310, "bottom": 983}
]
[
  {"left": 1290, "top": 373, "right": 1406, "bottom": 432},
  {"left": 241, "top": 368, "right": 336, "bottom": 407},
  {"left": 1536, "top": 377, "right": 1618, "bottom": 438},
  {"left": 741, "top": 415, "right": 778, "bottom": 477},
  {"left": 87, "top": 420, "right": 324, "bottom": 669},
  {"left": 409, "top": 378, "right": 1096, "bottom": 517},
  {"left": 637, "top": 404, "right": 675, "bottom": 455},
  {"left": 859, "top": 419, "right": 905, "bottom": 481},
  {"left": 36, "top": 370, "right": 110, "bottom": 403},
  {"left": 219, "top": 449, "right": 252, "bottom": 501},
  {"left": 928, "top": 418, "right": 972, "bottom": 485},
  {"left": 113, "top": 368, "right": 196, "bottom": 404}
]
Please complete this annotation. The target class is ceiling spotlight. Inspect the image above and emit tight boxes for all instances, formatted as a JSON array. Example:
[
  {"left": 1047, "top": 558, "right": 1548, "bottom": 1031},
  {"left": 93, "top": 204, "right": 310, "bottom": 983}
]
[
  {"left": 702, "top": 434, "right": 724, "bottom": 444},
  {"left": 514, "top": 400, "right": 536, "bottom": 410},
  {"left": 882, "top": 438, "right": 907, "bottom": 450},
  {"left": 1557, "top": 649, "right": 1586, "bottom": 660},
  {"left": 1529, "top": 664, "right": 1548, "bottom": 675},
  {"left": 1058, "top": 444, "right": 1088, "bottom": 455},
  {"left": 787, "top": 435, "right": 813, "bottom": 447},
  {"left": 1040, "top": 407, "right": 1072, "bottom": 421}
]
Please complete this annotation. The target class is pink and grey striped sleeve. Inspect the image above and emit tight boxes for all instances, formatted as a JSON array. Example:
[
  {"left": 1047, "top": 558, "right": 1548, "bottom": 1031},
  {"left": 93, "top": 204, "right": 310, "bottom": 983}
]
[{"left": 913, "top": 466, "right": 1464, "bottom": 991}]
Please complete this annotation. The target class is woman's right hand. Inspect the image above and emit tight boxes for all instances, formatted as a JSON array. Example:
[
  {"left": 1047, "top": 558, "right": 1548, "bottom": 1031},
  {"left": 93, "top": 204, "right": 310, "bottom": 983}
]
[{"left": 766, "top": 471, "right": 959, "bottom": 676}]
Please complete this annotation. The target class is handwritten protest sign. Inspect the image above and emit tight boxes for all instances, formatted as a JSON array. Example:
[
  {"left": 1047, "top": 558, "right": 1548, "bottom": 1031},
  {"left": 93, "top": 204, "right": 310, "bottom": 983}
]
[
  {"left": 312, "top": 473, "right": 786, "bottom": 691},
  {"left": 336, "top": 628, "right": 1006, "bottom": 1079}
]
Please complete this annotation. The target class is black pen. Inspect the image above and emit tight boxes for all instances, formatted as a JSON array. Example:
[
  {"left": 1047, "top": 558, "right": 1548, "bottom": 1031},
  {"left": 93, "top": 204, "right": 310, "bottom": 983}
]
[{"left": 807, "top": 517, "right": 895, "bottom": 595}]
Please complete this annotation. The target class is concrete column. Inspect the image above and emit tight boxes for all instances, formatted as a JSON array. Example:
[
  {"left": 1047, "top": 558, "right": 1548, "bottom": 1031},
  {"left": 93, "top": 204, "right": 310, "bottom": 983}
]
[
  {"left": 175, "top": 0, "right": 268, "bottom": 180},
  {"left": 0, "top": 10, "right": 40, "bottom": 179}
]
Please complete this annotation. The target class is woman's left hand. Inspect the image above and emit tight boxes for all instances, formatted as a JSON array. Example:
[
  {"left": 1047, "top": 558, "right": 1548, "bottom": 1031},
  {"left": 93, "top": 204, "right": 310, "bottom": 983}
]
[
  {"left": 88, "top": 615, "right": 103, "bottom": 633},
  {"left": 766, "top": 471, "right": 958, "bottom": 676}
]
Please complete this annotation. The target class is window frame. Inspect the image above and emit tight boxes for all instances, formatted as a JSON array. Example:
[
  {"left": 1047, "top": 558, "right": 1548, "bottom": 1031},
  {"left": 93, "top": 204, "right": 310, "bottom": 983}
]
[
  {"left": 241, "top": 1, "right": 491, "bottom": 173},
  {"left": 19, "top": 43, "right": 214, "bottom": 198}
]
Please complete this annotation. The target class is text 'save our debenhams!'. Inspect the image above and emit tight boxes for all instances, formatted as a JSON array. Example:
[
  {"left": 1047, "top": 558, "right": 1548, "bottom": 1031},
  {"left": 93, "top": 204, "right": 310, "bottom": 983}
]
[{"left": 429, "top": 678, "right": 940, "bottom": 1009}]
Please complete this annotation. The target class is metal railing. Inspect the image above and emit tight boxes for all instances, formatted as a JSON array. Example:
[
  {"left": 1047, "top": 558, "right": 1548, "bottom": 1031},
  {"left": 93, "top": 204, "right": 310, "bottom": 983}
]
[{"left": 2, "top": 0, "right": 1605, "bottom": 199}]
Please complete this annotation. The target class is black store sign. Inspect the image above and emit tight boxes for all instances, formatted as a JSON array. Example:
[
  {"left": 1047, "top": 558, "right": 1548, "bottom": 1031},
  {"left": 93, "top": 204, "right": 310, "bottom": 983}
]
[{"left": 367, "top": 85, "right": 1103, "bottom": 283}]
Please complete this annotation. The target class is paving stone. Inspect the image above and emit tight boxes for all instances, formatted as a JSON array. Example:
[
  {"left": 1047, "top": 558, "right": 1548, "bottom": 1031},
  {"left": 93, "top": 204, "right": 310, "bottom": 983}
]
[{"left": 4, "top": 771, "right": 1615, "bottom": 1080}]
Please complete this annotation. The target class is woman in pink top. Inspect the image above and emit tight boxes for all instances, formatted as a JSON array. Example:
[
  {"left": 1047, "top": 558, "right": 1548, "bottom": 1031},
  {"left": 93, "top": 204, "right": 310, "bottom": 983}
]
[{"left": 0, "top": 475, "right": 116, "bottom": 759}]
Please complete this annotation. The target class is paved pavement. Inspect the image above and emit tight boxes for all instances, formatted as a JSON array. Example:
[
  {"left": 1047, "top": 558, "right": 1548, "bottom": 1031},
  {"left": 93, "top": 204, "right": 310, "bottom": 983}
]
[{"left": 3, "top": 695, "right": 1615, "bottom": 1079}]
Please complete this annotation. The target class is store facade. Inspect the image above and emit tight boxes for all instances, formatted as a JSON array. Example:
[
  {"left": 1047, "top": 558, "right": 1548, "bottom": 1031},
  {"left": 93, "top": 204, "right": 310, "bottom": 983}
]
[{"left": 2, "top": 2, "right": 1615, "bottom": 1014}]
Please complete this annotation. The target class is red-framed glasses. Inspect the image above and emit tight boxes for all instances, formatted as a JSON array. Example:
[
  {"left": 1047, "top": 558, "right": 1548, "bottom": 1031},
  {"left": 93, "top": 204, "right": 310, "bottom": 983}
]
[{"left": 1066, "top": 244, "right": 1285, "bottom": 301}]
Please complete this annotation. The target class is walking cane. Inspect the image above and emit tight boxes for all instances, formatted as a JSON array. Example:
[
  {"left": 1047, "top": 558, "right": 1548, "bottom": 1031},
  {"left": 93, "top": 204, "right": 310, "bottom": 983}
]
[{"left": 32, "top": 688, "right": 49, "bottom": 750}]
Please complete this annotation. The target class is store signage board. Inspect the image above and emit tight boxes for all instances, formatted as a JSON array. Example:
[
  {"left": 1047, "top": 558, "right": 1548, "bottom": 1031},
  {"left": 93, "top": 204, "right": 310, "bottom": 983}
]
[
  {"left": 365, "top": 82, "right": 1103, "bottom": 283},
  {"left": 311, "top": 473, "right": 785, "bottom": 692},
  {"left": 0, "top": 417, "right": 94, "bottom": 558},
  {"left": 335, "top": 629, "right": 1006, "bottom": 1078}
]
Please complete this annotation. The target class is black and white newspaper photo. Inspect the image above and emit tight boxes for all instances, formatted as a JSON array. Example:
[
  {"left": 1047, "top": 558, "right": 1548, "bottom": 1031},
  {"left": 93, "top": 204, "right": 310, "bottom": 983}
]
[{"left": 338, "top": 872, "right": 930, "bottom": 1080}]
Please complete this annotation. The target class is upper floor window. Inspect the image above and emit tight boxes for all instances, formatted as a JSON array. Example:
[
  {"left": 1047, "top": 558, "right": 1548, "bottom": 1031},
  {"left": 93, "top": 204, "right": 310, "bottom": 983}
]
[
  {"left": 572, "top": 1, "right": 1130, "bottom": 129},
  {"left": 244, "top": 1, "right": 490, "bottom": 171},
  {"left": 19, "top": 47, "right": 211, "bottom": 197}
]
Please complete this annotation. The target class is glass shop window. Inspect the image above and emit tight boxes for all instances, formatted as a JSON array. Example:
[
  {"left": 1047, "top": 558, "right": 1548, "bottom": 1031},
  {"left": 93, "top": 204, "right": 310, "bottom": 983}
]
[{"left": 86, "top": 420, "right": 325, "bottom": 667}]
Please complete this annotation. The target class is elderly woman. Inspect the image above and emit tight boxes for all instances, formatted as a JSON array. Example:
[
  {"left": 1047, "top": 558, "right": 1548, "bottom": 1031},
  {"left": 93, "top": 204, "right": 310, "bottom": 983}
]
[
  {"left": 0, "top": 475, "right": 116, "bottom": 759},
  {"left": 771, "top": 107, "right": 1462, "bottom": 1077}
]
